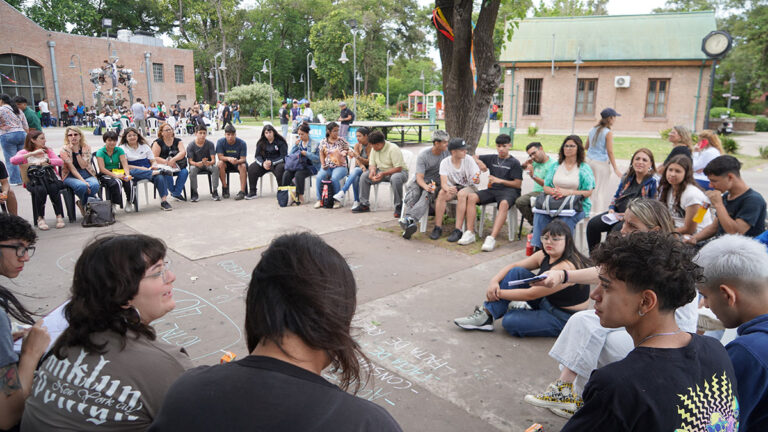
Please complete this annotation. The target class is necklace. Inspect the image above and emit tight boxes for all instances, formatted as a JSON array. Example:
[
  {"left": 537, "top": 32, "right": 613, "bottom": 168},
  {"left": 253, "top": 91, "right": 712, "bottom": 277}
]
[{"left": 638, "top": 329, "right": 683, "bottom": 346}]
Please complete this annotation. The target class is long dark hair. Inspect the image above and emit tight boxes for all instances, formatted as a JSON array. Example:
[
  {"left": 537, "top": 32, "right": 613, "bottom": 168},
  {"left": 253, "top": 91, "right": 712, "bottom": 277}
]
[
  {"left": 245, "top": 232, "right": 367, "bottom": 392},
  {"left": 558, "top": 135, "right": 585, "bottom": 165},
  {"left": 0, "top": 214, "right": 37, "bottom": 324},
  {"left": 624, "top": 148, "right": 656, "bottom": 183},
  {"left": 542, "top": 220, "right": 590, "bottom": 269},
  {"left": 0, "top": 94, "right": 20, "bottom": 115},
  {"left": 325, "top": 121, "right": 339, "bottom": 139},
  {"left": 24, "top": 129, "right": 46, "bottom": 152},
  {"left": 256, "top": 124, "right": 286, "bottom": 157},
  {"left": 119, "top": 127, "right": 148, "bottom": 146},
  {"left": 53, "top": 234, "right": 166, "bottom": 358},
  {"left": 659, "top": 155, "right": 700, "bottom": 216}
]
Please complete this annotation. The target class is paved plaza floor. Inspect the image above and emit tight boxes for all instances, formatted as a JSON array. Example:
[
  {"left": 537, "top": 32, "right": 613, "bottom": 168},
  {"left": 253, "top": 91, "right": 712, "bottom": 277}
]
[{"left": 3, "top": 125, "right": 767, "bottom": 431}]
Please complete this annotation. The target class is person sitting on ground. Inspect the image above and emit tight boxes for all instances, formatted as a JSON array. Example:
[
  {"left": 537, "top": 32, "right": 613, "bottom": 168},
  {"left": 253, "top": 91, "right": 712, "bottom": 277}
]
[
  {"left": 659, "top": 155, "right": 713, "bottom": 235},
  {"left": 524, "top": 199, "right": 698, "bottom": 419},
  {"left": 95, "top": 130, "right": 133, "bottom": 210},
  {"left": 59, "top": 126, "right": 100, "bottom": 210},
  {"left": 0, "top": 214, "right": 50, "bottom": 430},
  {"left": 152, "top": 123, "right": 188, "bottom": 202},
  {"left": 585, "top": 148, "right": 657, "bottom": 251},
  {"left": 558, "top": 232, "right": 739, "bottom": 431},
  {"left": 516, "top": 142, "right": 559, "bottom": 228},
  {"left": 429, "top": 138, "right": 481, "bottom": 240},
  {"left": 333, "top": 126, "right": 371, "bottom": 208},
  {"left": 353, "top": 131, "right": 408, "bottom": 217},
  {"left": 22, "top": 234, "right": 193, "bottom": 431},
  {"left": 464, "top": 134, "right": 523, "bottom": 251},
  {"left": 247, "top": 124, "right": 287, "bottom": 199},
  {"left": 531, "top": 135, "right": 595, "bottom": 250},
  {"left": 149, "top": 232, "right": 403, "bottom": 432},
  {"left": 0, "top": 161, "right": 17, "bottom": 215},
  {"left": 696, "top": 235, "right": 768, "bottom": 431},
  {"left": 10, "top": 129, "right": 65, "bottom": 229},
  {"left": 314, "top": 122, "right": 349, "bottom": 209},
  {"left": 216, "top": 124, "right": 248, "bottom": 200},
  {"left": 121, "top": 127, "right": 173, "bottom": 211},
  {"left": 400, "top": 130, "right": 450, "bottom": 239},
  {"left": 186, "top": 125, "right": 220, "bottom": 202},
  {"left": 692, "top": 129, "right": 723, "bottom": 190},
  {"left": 658, "top": 125, "right": 693, "bottom": 171},
  {"left": 454, "top": 220, "right": 590, "bottom": 337},
  {"left": 686, "top": 155, "right": 766, "bottom": 245},
  {"left": 281, "top": 123, "right": 320, "bottom": 205}
]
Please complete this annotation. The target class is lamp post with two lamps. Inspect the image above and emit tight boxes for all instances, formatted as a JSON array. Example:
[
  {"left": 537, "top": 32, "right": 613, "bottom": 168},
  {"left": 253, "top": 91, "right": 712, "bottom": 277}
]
[
  {"left": 386, "top": 50, "right": 394, "bottom": 108},
  {"left": 213, "top": 52, "right": 224, "bottom": 102},
  {"left": 262, "top": 59, "right": 273, "bottom": 120},
  {"left": 339, "top": 20, "right": 360, "bottom": 113},
  {"left": 420, "top": 70, "right": 425, "bottom": 118},
  {"left": 68, "top": 54, "right": 86, "bottom": 105},
  {"left": 306, "top": 52, "right": 317, "bottom": 101}
]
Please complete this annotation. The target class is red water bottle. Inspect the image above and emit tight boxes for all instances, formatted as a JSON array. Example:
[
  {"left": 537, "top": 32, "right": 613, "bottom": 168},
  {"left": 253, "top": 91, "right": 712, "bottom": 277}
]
[{"left": 526, "top": 233, "right": 534, "bottom": 256}]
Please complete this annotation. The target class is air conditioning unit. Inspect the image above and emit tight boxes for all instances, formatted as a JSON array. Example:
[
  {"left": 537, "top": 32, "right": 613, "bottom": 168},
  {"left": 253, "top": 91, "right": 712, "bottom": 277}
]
[{"left": 615, "top": 76, "right": 631, "bottom": 88}]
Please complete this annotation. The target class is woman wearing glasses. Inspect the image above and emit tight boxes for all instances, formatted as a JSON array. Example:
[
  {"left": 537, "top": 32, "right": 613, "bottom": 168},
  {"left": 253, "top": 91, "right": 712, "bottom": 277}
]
[
  {"left": 22, "top": 234, "right": 193, "bottom": 431},
  {"left": 454, "top": 220, "right": 591, "bottom": 337},
  {"left": 60, "top": 126, "right": 101, "bottom": 209}
]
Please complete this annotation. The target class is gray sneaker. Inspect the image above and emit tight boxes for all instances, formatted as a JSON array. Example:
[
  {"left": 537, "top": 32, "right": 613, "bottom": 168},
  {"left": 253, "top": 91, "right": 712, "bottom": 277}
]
[
  {"left": 454, "top": 306, "right": 493, "bottom": 331},
  {"left": 212, "top": 192, "right": 221, "bottom": 201},
  {"left": 234, "top": 191, "right": 246, "bottom": 201}
]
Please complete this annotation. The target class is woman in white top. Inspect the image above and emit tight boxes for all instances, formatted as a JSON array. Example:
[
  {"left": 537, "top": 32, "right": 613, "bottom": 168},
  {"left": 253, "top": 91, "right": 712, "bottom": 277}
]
[
  {"left": 120, "top": 127, "right": 173, "bottom": 211},
  {"left": 658, "top": 154, "right": 712, "bottom": 234},
  {"left": 585, "top": 108, "right": 622, "bottom": 214},
  {"left": 691, "top": 130, "right": 723, "bottom": 190}
]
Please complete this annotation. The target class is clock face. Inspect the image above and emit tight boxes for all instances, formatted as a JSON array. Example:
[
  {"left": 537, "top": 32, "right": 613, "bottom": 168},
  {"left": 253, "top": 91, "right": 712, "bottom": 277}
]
[{"left": 703, "top": 31, "right": 732, "bottom": 58}]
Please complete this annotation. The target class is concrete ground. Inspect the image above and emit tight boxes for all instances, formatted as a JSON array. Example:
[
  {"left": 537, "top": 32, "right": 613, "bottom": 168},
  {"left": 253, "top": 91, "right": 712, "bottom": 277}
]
[{"left": 3, "top": 124, "right": 767, "bottom": 431}]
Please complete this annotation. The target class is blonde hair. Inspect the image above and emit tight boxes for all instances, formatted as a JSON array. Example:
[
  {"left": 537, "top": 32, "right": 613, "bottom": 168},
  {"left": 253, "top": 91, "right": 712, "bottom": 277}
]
[
  {"left": 626, "top": 198, "right": 676, "bottom": 233},
  {"left": 157, "top": 123, "right": 175, "bottom": 139},
  {"left": 64, "top": 126, "right": 89, "bottom": 150},
  {"left": 698, "top": 130, "right": 723, "bottom": 154},
  {"left": 672, "top": 125, "right": 693, "bottom": 150}
]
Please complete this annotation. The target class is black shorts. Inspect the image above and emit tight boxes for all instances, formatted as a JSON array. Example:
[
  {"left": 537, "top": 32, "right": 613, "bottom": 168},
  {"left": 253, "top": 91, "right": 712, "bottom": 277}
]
[
  {"left": 476, "top": 188, "right": 519, "bottom": 208},
  {"left": 225, "top": 161, "right": 243, "bottom": 172}
]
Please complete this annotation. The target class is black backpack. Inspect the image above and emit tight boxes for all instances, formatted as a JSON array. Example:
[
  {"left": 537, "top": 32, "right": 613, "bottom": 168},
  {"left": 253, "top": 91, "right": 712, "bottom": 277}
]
[{"left": 321, "top": 180, "right": 334, "bottom": 208}]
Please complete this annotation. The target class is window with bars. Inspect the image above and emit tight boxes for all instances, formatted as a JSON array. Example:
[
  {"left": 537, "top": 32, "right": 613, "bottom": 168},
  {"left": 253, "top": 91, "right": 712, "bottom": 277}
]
[
  {"left": 152, "top": 63, "right": 164, "bottom": 83},
  {"left": 575, "top": 79, "right": 597, "bottom": 115},
  {"left": 174, "top": 65, "right": 184, "bottom": 83},
  {"left": 523, "top": 78, "right": 542, "bottom": 116},
  {"left": 646, "top": 79, "right": 669, "bottom": 117}
]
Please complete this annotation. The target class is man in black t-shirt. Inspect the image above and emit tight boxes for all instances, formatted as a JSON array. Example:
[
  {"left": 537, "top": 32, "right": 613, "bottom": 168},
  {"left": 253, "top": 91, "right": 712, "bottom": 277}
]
[
  {"left": 278, "top": 101, "right": 290, "bottom": 138},
  {"left": 337, "top": 101, "right": 354, "bottom": 141},
  {"left": 221, "top": 102, "right": 232, "bottom": 129},
  {"left": 186, "top": 126, "right": 221, "bottom": 202},
  {"left": 0, "top": 161, "right": 18, "bottom": 215},
  {"left": 687, "top": 155, "right": 766, "bottom": 245},
  {"left": 460, "top": 135, "right": 522, "bottom": 251}
]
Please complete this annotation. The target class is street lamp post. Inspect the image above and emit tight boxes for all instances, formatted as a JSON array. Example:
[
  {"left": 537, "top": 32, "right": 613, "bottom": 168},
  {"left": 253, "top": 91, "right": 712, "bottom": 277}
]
[
  {"left": 68, "top": 54, "right": 86, "bottom": 105},
  {"left": 262, "top": 59, "right": 273, "bottom": 120},
  {"left": 299, "top": 73, "right": 305, "bottom": 100},
  {"left": 339, "top": 20, "right": 360, "bottom": 114},
  {"left": 213, "top": 52, "right": 223, "bottom": 102},
  {"left": 386, "top": 50, "right": 394, "bottom": 109},
  {"left": 420, "top": 70, "right": 425, "bottom": 118},
  {"left": 306, "top": 52, "right": 317, "bottom": 101},
  {"left": 570, "top": 48, "right": 584, "bottom": 134}
]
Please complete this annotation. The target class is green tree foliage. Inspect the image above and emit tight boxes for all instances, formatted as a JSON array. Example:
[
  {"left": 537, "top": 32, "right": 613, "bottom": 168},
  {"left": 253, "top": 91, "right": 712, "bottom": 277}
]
[
  {"left": 24, "top": 0, "right": 175, "bottom": 35},
  {"left": 376, "top": 58, "right": 441, "bottom": 106},
  {"left": 312, "top": 96, "right": 389, "bottom": 121},
  {"left": 223, "top": 82, "right": 281, "bottom": 117},
  {"left": 533, "top": 0, "right": 609, "bottom": 16}
]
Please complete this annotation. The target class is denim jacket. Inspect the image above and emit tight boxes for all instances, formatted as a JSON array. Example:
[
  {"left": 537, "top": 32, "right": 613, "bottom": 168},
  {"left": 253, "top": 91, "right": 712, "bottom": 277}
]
[{"left": 289, "top": 139, "right": 321, "bottom": 174}]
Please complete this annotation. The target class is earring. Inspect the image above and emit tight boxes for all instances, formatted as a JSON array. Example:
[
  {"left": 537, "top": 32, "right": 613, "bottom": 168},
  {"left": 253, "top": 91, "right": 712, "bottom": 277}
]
[
  {"left": 638, "top": 309, "right": 645, "bottom": 317},
  {"left": 122, "top": 306, "right": 142, "bottom": 325}
]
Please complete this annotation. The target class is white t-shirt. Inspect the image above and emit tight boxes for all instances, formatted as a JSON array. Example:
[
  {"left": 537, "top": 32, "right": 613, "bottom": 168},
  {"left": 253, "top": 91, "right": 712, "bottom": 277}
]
[
  {"left": 303, "top": 107, "right": 314, "bottom": 120},
  {"left": 692, "top": 147, "right": 721, "bottom": 182},
  {"left": 131, "top": 102, "right": 146, "bottom": 120},
  {"left": 38, "top": 100, "right": 49, "bottom": 114},
  {"left": 665, "top": 183, "right": 712, "bottom": 232},
  {"left": 439, "top": 156, "right": 480, "bottom": 188},
  {"left": 123, "top": 144, "right": 156, "bottom": 164}
]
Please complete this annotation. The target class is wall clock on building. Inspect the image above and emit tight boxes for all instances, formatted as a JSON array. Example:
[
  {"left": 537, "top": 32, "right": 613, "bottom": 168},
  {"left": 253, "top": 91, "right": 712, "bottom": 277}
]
[{"left": 701, "top": 30, "right": 732, "bottom": 58}]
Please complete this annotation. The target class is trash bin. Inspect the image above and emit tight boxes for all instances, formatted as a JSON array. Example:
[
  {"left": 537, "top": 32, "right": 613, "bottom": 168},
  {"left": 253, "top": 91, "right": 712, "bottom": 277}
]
[
  {"left": 500, "top": 122, "right": 515, "bottom": 146},
  {"left": 429, "top": 108, "right": 437, "bottom": 130}
]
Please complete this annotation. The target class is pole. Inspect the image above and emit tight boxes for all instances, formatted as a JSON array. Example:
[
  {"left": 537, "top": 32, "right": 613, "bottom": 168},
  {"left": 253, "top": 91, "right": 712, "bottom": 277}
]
[
  {"left": 726, "top": 73, "right": 735, "bottom": 110},
  {"left": 306, "top": 53, "right": 310, "bottom": 100},
  {"left": 352, "top": 30, "right": 357, "bottom": 114},
  {"left": 47, "top": 41, "right": 62, "bottom": 118},
  {"left": 386, "top": 50, "right": 391, "bottom": 109},
  {"left": 571, "top": 48, "right": 582, "bottom": 134},
  {"left": 71, "top": 55, "right": 86, "bottom": 105},
  {"left": 144, "top": 52, "right": 152, "bottom": 104},
  {"left": 703, "top": 59, "right": 718, "bottom": 130},
  {"left": 514, "top": 84, "right": 519, "bottom": 129}
]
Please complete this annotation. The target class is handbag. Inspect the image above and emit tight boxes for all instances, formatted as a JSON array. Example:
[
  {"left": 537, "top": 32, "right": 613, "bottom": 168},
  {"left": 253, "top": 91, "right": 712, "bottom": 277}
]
[
  {"left": 26, "top": 165, "right": 61, "bottom": 188},
  {"left": 82, "top": 199, "right": 116, "bottom": 227},
  {"left": 533, "top": 193, "right": 583, "bottom": 217},
  {"left": 276, "top": 186, "right": 295, "bottom": 207},
  {"left": 285, "top": 152, "right": 306, "bottom": 172}
]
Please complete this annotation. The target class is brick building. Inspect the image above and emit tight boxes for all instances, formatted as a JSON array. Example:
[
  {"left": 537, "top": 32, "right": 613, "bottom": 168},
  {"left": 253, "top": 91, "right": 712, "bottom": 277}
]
[
  {"left": 0, "top": 0, "right": 195, "bottom": 116},
  {"left": 499, "top": 12, "right": 717, "bottom": 135}
]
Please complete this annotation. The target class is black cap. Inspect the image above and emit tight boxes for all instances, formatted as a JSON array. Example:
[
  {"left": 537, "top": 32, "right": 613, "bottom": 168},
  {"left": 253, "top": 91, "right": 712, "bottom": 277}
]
[
  {"left": 600, "top": 107, "right": 621, "bottom": 118},
  {"left": 448, "top": 138, "right": 467, "bottom": 151}
]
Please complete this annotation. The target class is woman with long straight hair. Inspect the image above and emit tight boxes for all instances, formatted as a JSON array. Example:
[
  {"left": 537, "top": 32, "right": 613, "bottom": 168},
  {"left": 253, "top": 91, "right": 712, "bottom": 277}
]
[
  {"left": 246, "top": 124, "right": 288, "bottom": 199},
  {"left": 121, "top": 127, "right": 173, "bottom": 211},
  {"left": 59, "top": 126, "right": 100, "bottom": 208},
  {"left": 0, "top": 94, "right": 29, "bottom": 185},
  {"left": 314, "top": 121, "right": 349, "bottom": 208},
  {"left": 658, "top": 154, "right": 712, "bottom": 235},
  {"left": 585, "top": 108, "right": 622, "bottom": 213}
]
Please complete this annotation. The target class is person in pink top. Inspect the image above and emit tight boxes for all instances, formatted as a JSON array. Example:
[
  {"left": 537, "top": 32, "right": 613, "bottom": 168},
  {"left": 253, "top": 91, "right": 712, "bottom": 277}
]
[{"left": 10, "top": 130, "right": 65, "bottom": 230}]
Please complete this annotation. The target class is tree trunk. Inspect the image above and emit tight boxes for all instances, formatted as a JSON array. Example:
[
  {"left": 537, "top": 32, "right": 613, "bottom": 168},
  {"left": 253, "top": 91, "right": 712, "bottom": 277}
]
[
  {"left": 215, "top": 0, "right": 229, "bottom": 92},
  {"left": 435, "top": 0, "right": 502, "bottom": 155}
]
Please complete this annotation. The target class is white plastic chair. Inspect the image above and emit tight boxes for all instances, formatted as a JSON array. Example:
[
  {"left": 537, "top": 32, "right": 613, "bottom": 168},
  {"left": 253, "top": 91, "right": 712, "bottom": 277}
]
[
  {"left": 259, "top": 171, "right": 277, "bottom": 196},
  {"left": 119, "top": 117, "right": 130, "bottom": 131},
  {"left": 372, "top": 148, "right": 415, "bottom": 211},
  {"left": 477, "top": 205, "right": 520, "bottom": 241},
  {"left": 147, "top": 118, "right": 160, "bottom": 136}
]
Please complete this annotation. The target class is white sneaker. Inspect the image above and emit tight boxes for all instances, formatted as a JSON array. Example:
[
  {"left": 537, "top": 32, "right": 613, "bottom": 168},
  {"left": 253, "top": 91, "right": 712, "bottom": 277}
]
[
  {"left": 332, "top": 201, "right": 341, "bottom": 209},
  {"left": 313, "top": 201, "right": 323, "bottom": 209},
  {"left": 457, "top": 230, "right": 476, "bottom": 245},
  {"left": 481, "top": 235, "right": 496, "bottom": 252},
  {"left": 333, "top": 190, "right": 345, "bottom": 202}
]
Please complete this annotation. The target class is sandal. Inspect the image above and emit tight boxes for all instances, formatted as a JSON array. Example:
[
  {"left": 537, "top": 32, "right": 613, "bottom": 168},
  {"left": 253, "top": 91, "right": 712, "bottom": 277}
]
[
  {"left": 37, "top": 219, "right": 50, "bottom": 231},
  {"left": 55, "top": 217, "right": 65, "bottom": 229}
]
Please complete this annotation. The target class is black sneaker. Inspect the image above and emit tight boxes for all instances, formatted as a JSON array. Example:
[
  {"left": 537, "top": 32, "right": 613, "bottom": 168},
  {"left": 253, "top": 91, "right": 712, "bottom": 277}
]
[
  {"left": 212, "top": 192, "right": 221, "bottom": 201},
  {"left": 222, "top": 186, "right": 230, "bottom": 199},
  {"left": 160, "top": 201, "right": 173, "bottom": 211},
  {"left": 393, "top": 204, "right": 402, "bottom": 218},
  {"left": 403, "top": 222, "right": 418, "bottom": 240},
  {"left": 447, "top": 229, "right": 463, "bottom": 242},
  {"left": 245, "top": 192, "right": 257, "bottom": 200},
  {"left": 234, "top": 191, "right": 245, "bottom": 201},
  {"left": 351, "top": 204, "right": 370, "bottom": 213},
  {"left": 399, "top": 216, "right": 413, "bottom": 231},
  {"left": 190, "top": 191, "right": 199, "bottom": 202},
  {"left": 429, "top": 226, "right": 443, "bottom": 240},
  {"left": 172, "top": 194, "right": 186, "bottom": 202}
]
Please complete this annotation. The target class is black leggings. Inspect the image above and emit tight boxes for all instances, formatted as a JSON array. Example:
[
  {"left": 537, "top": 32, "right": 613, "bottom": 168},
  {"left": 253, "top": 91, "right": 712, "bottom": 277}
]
[
  {"left": 100, "top": 176, "right": 130, "bottom": 207},
  {"left": 248, "top": 163, "right": 285, "bottom": 193},
  {"left": 282, "top": 168, "right": 312, "bottom": 195},
  {"left": 28, "top": 180, "right": 63, "bottom": 218},
  {"left": 586, "top": 211, "right": 624, "bottom": 251}
]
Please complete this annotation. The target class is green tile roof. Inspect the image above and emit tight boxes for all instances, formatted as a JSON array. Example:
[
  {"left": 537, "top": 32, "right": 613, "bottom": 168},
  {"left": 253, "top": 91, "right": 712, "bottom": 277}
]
[{"left": 499, "top": 11, "right": 717, "bottom": 63}]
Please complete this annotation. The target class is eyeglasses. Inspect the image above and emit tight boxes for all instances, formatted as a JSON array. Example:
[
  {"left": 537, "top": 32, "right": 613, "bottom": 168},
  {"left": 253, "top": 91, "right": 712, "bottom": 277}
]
[
  {"left": 563, "top": 144, "right": 578, "bottom": 149},
  {"left": 143, "top": 259, "right": 172, "bottom": 283},
  {"left": 67, "top": 133, "right": 79, "bottom": 137},
  {"left": 541, "top": 235, "right": 565, "bottom": 243},
  {"left": 0, "top": 244, "right": 36, "bottom": 258}
]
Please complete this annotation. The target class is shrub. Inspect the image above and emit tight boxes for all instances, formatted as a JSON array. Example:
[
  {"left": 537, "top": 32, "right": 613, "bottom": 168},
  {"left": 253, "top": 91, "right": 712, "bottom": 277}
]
[
  {"left": 312, "top": 96, "right": 390, "bottom": 122},
  {"left": 759, "top": 145, "right": 768, "bottom": 159},
  {"left": 709, "top": 107, "right": 755, "bottom": 119},
  {"left": 720, "top": 135, "right": 739, "bottom": 154},
  {"left": 755, "top": 116, "right": 768, "bottom": 132},
  {"left": 224, "top": 83, "right": 280, "bottom": 118},
  {"left": 527, "top": 124, "right": 538, "bottom": 137}
]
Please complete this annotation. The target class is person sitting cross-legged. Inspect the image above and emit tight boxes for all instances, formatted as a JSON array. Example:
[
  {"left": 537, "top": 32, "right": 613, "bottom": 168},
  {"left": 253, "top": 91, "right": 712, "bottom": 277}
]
[
  {"left": 400, "top": 130, "right": 450, "bottom": 239},
  {"left": 186, "top": 125, "right": 220, "bottom": 202},
  {"left": 463, "top": 134, "right": 523, "bottom": 251},
  {"left": 695, "top": 235, "right": 768, "bottom": 431},
  {"left": 429, "top": 138, "right": 481, "bottom": 241},
  {"left": 216, "top": 125, "right": 248, "bottom": 200},
  {"left": 333, "top": 126, "right": 371, "bottom": 208},
  {"left": 313, "top": 122, "right": 349, "bottom": 209},
  {"left": 454, "top": 220, "right": 591, "bottom": 337},
  {"left": 352, "top": 130, "right": 408, "bottom": 217}
]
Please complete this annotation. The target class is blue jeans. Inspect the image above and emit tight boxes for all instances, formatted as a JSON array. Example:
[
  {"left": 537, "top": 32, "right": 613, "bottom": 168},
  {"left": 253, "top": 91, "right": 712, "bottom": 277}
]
[
  {"left": 1, "top": 131, "right": 26, "bottom": 184},
  {"left": 130, "top": 168, "right": 169, "bottom": 199},
  {"left": 484, "top": 267, "right": 575, "bottom": 337},
  {"left": 63, "top": 170, "right": 101, "bottom": 202},
  {"left": 532, "top": 211, "right": 585, "bottom": 248},
  {"left": 315, "top": 166, "right": 347, "bottom": 200},
  {"left": 162, "top": 168, "right": 188, "bottom": 197},
  {"left": 341, "top": 166, "right": 364, "bottom": 201},
  {"left": 233, "top": 111, "right": 241, "bottom": 123}
]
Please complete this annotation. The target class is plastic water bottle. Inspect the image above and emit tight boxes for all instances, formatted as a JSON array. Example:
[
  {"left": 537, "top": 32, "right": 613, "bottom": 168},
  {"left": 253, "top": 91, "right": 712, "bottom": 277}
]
[{"left": 692, "top": 203, "right": 710, "bottom": 224}]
